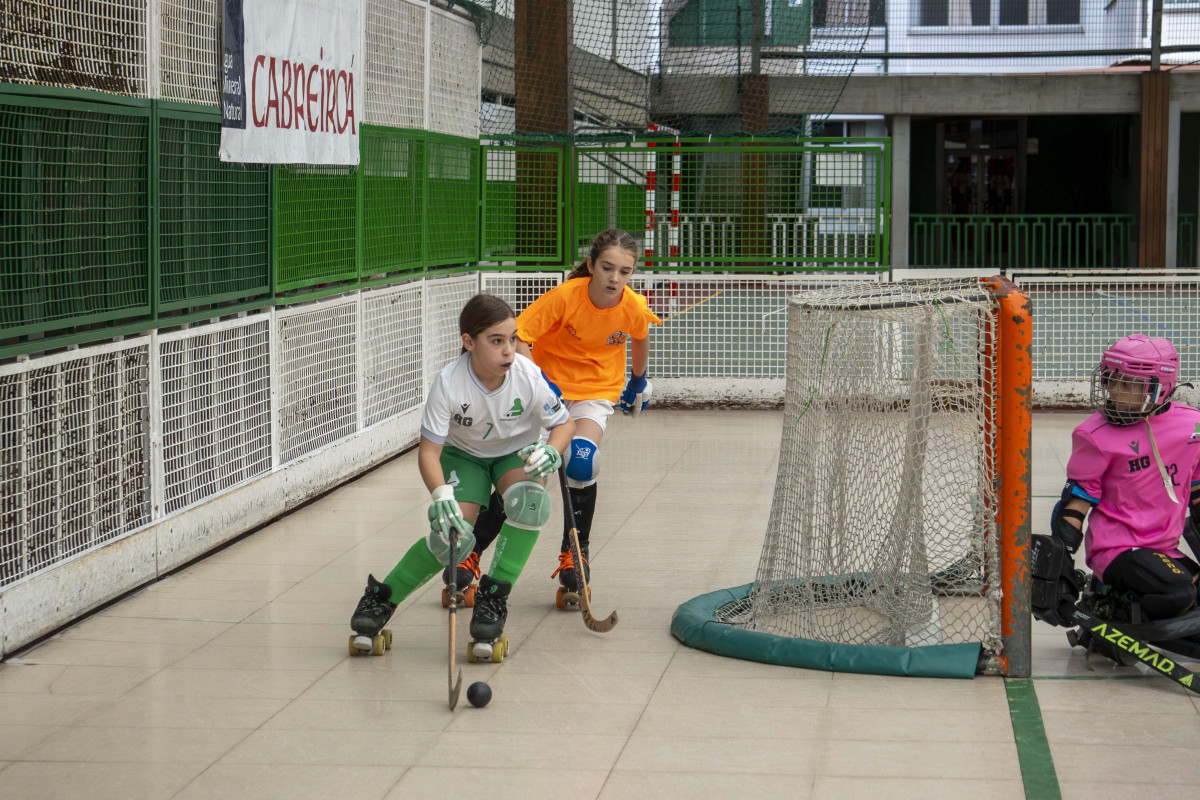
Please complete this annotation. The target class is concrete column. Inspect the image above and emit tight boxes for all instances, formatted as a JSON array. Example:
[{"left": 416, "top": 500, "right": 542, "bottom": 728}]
[{"left": 891, "top": 114, "right": 911, "bottom": 273}]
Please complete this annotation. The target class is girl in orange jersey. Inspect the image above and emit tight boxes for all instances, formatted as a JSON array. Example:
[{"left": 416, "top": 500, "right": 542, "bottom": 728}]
[
  {"left": 516, "top": 228, "right": 661, "bottom": 593},
  {"left": 445, "top": 229, "right": 661, "bottom": 598}
]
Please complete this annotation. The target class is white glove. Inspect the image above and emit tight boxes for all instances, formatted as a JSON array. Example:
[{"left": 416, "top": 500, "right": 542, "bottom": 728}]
[
  {"left": 518, "top": 443, "right": 563, "bottom": 478},
  {"left": 427, "top": 484, "right": 467, "bottom": 541}
]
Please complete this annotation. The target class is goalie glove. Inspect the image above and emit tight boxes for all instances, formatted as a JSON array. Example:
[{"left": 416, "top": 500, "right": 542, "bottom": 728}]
[
  {"left": 518, "top": 443, "right": 562, "bottom": 478},
  {"left": 1030, "top": 534, "right": 1085, "bottom": 628},
  {"left": 618, "top": 373, "right": 653, "bottom": 416}
]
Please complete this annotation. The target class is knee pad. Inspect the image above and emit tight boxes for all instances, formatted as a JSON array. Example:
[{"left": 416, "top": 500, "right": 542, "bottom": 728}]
[
  {"left": 565, "top": 437, "right": 600, "bottom": 485},
  {"left": 502, "top": 480, "right": 552, "bottom": 530},
  {"left": 1139, "top": 584, "right": 1197, "bottom": 619}
]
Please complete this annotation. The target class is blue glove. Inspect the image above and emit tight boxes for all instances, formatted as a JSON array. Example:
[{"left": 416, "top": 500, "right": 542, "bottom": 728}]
[
  {"left": 541, "top": 369, "right": 562, "bottom": 399},
  {"left": 618, "top": 373, "right": 653, "bottom": 416}
]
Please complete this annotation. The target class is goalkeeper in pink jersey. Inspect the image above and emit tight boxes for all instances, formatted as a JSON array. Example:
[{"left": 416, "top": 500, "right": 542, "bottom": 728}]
[{"left": 1033, "top": 335, "right": 1200, "bottom": 657}]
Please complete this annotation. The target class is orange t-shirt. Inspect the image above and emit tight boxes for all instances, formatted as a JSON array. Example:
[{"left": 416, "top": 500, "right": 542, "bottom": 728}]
[{"left": 516, "top": 277, "right": 662, "bottom": 403}]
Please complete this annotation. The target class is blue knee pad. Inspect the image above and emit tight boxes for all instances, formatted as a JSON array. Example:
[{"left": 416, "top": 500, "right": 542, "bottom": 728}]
[{"left": 565, "top": 437, "right": 600, "bottom": 484}]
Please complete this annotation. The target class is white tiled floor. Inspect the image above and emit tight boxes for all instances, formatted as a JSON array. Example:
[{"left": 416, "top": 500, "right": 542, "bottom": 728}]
[{"left": 1, "top": 410, "right": 1198, "bottom": 799}]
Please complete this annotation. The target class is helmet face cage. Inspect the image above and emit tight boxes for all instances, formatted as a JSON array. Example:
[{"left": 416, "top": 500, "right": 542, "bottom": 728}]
[
  {"left": 1089, "top": 335, "right": 1180, "bottom": 425},
  {"left": 1090, "top": 366, "right": 1161, "bottom": 425}
]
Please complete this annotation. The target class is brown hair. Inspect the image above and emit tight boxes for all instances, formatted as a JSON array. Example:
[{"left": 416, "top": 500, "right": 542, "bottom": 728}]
[
  {"left": 567, "top": 228, "right": 639, "bottom": 280},
  {"left": 459, "top": 293, "right": 516, "bottom": 353}
]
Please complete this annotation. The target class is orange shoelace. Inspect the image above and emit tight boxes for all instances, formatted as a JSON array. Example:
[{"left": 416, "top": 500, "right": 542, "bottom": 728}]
[
  {"left": 458, "top": 551, "right": 481, "bottom": 580},
  {"left": 550, "top": 549, "right": 588, "bottom": 578},
  {"left": 551, "top": 549, "right": 574, "bottom": 578}
]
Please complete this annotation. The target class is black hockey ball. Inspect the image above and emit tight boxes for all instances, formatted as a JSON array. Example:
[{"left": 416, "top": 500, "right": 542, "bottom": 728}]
[{"left": 467, "top": 681, "right": 492, "bottom": 708}]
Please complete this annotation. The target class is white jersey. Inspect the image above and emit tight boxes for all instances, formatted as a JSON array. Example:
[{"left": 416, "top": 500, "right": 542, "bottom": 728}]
[{"left": 420, "top": 352, "right": 569, "bottom": 458}]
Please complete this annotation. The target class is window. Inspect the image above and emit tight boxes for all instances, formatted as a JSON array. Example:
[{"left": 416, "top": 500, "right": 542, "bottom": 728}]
[
  {"left": 813, "top": 0, "right": 886, "bottom": 26},
  {"left": 919, "top": 0, "right": 1078, "bottom": 25}
]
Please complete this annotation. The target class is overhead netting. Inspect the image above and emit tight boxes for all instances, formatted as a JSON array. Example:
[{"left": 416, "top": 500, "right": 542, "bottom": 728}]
[
  {"left": 674, "top": 278, "right": 1031, "bottom": 678},
  {"left": 462, "top": 0, "right": 872, "bottom": 137}
]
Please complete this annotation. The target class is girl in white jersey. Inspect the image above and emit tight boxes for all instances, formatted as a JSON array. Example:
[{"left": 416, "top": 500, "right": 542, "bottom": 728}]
[
  {"left": 349, "top": 294, "right": 574, "bottom": 653},
  {"left": 1040, "top": 335, "right": 1200, "bottom": 655}
]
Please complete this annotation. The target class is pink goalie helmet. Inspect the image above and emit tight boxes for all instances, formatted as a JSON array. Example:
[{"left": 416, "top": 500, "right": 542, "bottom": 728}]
[{"left": 1090, "top": 334, "right": 1179, "bottom": 425}]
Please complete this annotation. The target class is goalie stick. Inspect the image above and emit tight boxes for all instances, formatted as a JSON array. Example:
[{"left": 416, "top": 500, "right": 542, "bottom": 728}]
[
  {"left": 446, "top": 523, "right": 464, "bottom": 710},
  {"left": 558, "top": 468, "right": 618, "bottom": 633},
  {"left": 1060, "top": 605, "right": 1200, "bottom": 695}
]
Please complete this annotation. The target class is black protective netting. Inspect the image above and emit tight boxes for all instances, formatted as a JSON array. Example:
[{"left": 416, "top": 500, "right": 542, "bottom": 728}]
[
  {"left": 450, "top": 0, "right": 1200, "bottom": 141},
  {"left": 458, "top": 0, "right": 872, "bottom": 138}
]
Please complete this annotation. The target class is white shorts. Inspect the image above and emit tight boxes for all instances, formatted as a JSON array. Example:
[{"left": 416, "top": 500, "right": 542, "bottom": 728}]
[{"left": 565, "top": 398, "right": 615, "bottom": 431}]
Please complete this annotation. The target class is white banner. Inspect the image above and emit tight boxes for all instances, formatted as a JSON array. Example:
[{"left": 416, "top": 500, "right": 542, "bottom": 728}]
[{"left": 221, "top": 0, "right": 362, "bottom": 165}]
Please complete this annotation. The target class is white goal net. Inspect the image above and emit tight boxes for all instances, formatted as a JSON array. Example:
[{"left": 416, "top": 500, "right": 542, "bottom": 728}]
[{"left": 716, "top": 279, "right": 1018, "bottom": 659}]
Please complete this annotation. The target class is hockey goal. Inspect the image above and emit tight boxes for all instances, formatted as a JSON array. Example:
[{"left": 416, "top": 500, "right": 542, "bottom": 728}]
[{"left": 672, "top": 276, "right": 1032, "bottom": 678}]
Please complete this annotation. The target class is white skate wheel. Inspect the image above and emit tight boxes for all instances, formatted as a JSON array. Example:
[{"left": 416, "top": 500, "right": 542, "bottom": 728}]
[{"left": 473, "top": 641, "right": 493, "bottom": 660}]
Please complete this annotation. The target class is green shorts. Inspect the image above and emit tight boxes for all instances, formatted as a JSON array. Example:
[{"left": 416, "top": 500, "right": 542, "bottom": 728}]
[{"left": 441, "top": 446, "right": 527, "bottom": 508}]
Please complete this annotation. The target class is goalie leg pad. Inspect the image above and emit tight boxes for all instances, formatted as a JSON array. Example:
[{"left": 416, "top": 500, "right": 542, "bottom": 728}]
[
  {"left": 1031, "top": 534, "right": 1083, "bottom": 627},
  {"left": 1103, "top": 549, "right": 1200, "bottom": 619},
  {"left": 502, "top": 480, "right": 552, "bottom": 530},
  {"left": 565, "top": 437, "right": 600, "bottom": 485}
]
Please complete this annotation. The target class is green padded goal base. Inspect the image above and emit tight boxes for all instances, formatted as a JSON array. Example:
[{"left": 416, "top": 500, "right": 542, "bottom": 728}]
[{"left": 671, "top": 584, "right": 984, "bottom": 680}]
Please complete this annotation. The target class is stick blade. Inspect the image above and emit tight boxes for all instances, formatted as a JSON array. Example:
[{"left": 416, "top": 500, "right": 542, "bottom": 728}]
[
  {"left": 449, "top": 670, "right": 462, "bottom": 709},
  {"left": 583, "top": 609, "right": 618, "bottom": 633}
]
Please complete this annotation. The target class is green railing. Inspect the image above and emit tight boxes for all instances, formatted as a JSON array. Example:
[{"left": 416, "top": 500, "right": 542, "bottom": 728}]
[
  {"left": 1179, "top": 213, "right": 1196, "bottom": 270},
  {"left": 573, "top": 138, "right": 889, "bottom": 270},
  {"left": 1, "top": 86, "right": 886, "bottom": 356},
  {"left": 910, "top": 214, "right": 1137, "bottom": 269}
]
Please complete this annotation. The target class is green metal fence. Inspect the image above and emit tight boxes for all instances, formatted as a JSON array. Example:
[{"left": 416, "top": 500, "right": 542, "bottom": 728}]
[
  {"left": 910, "top": 214, "right": 1137, "bottom": 269},
  {"left": 425, "top": 134, "right": 480, "bottom": 267},
  {"left": 361, "top": 126, "right": 425, "bottom": 277},
  {"left": 1, "top": 94, "right": 152, "bottom": 340},
  {"left": 481, "top": 142, "right": 565, "bottom": 265},
  {"left": 274, "top": 164, "right": 359, "bottom": 294},
  {"left": 156, "top": 104, "right": 270, "bottom": 312}
]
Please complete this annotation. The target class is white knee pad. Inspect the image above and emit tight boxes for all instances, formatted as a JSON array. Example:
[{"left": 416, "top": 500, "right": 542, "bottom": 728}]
[
  {"left": 565, "top": 437, "right": 600, "bottom": 486},
  {"left": 502, "top": 480, "right": 552, "bottom": 530}
]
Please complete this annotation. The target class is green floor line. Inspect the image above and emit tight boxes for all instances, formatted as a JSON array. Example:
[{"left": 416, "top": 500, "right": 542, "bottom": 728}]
[{"left": 1006, "top": 678, "right": 1061, "bottom": 800}]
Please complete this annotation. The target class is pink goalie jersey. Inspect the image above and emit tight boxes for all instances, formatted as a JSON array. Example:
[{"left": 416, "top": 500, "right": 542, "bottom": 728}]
[{"left": 1066, "top": 402, "right": 1200, "bottom": 578}]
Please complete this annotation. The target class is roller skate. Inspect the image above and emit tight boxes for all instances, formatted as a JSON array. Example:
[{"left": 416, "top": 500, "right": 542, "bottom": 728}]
[
  {"left": 467, "top": 575, "right": 511, "bottom": 664},
  {"left": 348, "top": 574, "right": 397, "bottom": 656},
  {"left": 441, "top": 551, "right": 480, "bottom": 608},
  {"left": 552, "top": 547, "right": 591, "bottom": 609}
]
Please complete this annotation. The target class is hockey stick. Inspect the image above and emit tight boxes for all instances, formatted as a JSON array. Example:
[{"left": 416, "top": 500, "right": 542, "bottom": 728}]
[
  {"left": 1062, "top": 605, "right": 1200, "bottom": 695},
  {"left": 558, "top": 468, "right": 618, "bottom": 633},
  {"left": 447, "top": 524, "right": 463, "bottom": 710}
]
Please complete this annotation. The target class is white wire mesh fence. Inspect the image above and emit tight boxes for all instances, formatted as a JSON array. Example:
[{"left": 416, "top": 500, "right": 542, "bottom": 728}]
[
  {"left": 1, "top": 1, "right": 481, "bottom": 138},
  {"left": 159, "top": 315, "right": 272, "bottom": 515},
  {"left": 1012, "top": 271, "right": 1200, "bottom": 409},
  {"left": 362, "top": 282, "right": 425, "bottom": 427},
  {"left": 364, "top": 0, "right": 427, "bottom": 129},
  {"left": 5, "top": 269, "right": 1200, "bottom": 602},
  {"left": 1, "top": 0, "right": 149, "bottom": 97},
  {"left": 157, "top": 0, "right": 221, "bottom": 105},
  {"left": 277, "top": 300, "right": 359, "bottom": 464},
  {"left": 429, "top": 7, "right": 481, "bottom": 139},
  {"left": 1, "top": 340, "right": 151, "bottom": 586}
]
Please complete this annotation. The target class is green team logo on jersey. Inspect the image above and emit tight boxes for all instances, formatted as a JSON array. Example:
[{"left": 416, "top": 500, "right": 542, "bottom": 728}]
[
  {"left": 504, "top": 398, "right": 525, "bottom": 419},
  {"left": 1192, "top": 423, "right": 1200, "bottom": 439}
]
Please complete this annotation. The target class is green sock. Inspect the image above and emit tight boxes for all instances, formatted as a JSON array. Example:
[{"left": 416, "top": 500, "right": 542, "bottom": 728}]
[
  {"left": 487, "top": 522, "right": 539, "bottom": 585},
  {"left": 382, "top": 538, "right": 443, "bottom": 604}
]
